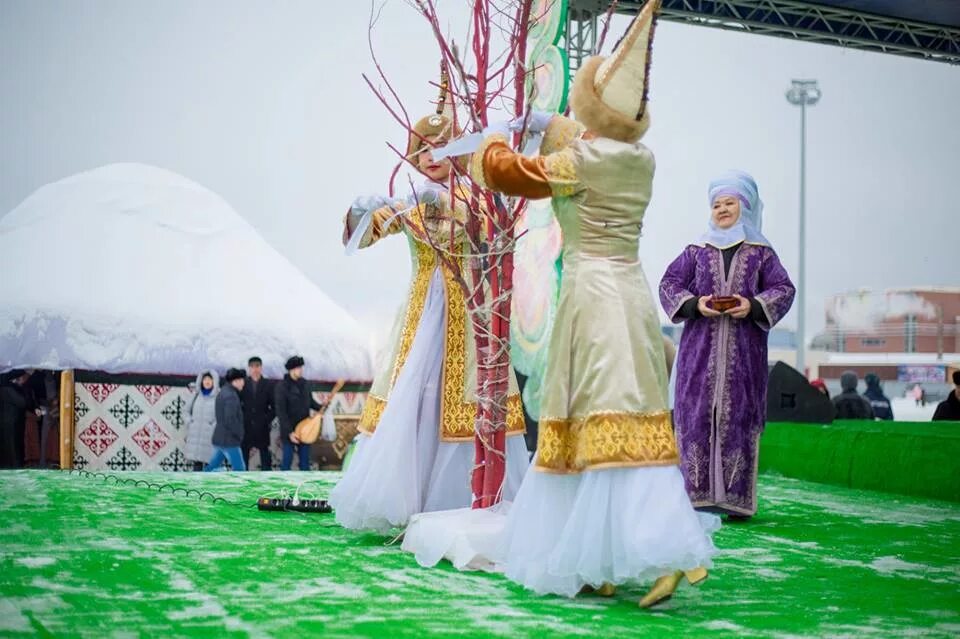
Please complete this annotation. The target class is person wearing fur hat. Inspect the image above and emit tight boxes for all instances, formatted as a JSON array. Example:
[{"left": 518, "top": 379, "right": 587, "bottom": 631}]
[
  {"left": 329, "top": 75, "right": 529, "bottom": 534},
  {"left": 205, "top": 368, "right": 247, "bottom": 472},
  {"left": 401, "top": 0, "right": 717, "bottom": 609},
  {"left": 274, "top": 356, "right": 323, "bottom": 471}
]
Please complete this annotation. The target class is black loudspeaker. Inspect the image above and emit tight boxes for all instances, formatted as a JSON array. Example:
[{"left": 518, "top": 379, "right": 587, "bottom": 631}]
[{"left": 766, "top": 361, "right": 834, "bottom": 424}]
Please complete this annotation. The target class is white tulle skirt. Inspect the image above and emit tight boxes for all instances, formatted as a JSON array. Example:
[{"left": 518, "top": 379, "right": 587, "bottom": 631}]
[
  {"left": 402, "top": 461, "right": 720, "bottom": 597},
  {"left": 330, "top": 269, "right": 529, "bottom": 534}
]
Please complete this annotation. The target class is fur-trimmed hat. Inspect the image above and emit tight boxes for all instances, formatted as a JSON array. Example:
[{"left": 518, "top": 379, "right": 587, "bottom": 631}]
[
  {"left": 285, "top": 356, "right": 305, "bottom": 371},
  {"left": 224, "top": 368, "right": 246, "bottom": 382},
  {"left": 569, "top": 0, "right": 660, "bottom": 143},
  {"left": 406, "top": 114, "right": 459, "bottom": 159}
]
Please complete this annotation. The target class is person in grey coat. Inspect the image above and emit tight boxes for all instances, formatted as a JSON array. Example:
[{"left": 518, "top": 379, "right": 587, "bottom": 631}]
[
  {"left": 184, "top": 369, "right": 219, "bottom": 471},
  {"left": 206, "top": 368, "right": 247, "bottom": 471}
]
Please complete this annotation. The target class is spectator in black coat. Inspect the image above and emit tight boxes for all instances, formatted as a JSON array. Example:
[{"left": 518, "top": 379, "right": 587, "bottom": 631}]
[
  {"left": 206, "top": 368, "right": 247, "bottom": 471},
  {"left": 0, "top": 369, "right": 40, "bottom": 468},
  {"left": 275, "top": 356, "right": 322, "bottom": 471},
  {"left": 0, "top": 371, "right": 32, "bottom": 468},
  {"left": 833, "top": 371, "right": 875, "bottom": 420},
  {"left": 863, "top": 373, "right": 894, "bottom": 421},
  {"left": 241, "top": 357, "right": 275, "bottom": 470},
  {"left": 932, "top": 371, "right": 960, "bottom": 422}
]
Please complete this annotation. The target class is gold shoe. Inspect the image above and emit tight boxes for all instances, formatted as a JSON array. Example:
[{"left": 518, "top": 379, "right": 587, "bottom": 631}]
[
  {"left": 638, "top": 571, "right": 683, "bottom": 608},
  {"left": 684, "top": 567, "right": 708, "bottom": 586},
  {"left": 595, "top": 583, "right": 616, "bottom": 597}
]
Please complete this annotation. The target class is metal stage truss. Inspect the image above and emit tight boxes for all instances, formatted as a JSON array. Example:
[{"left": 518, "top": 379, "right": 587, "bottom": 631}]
[{"left": 565, "top": 0, "right": 960, "bottom": 67}]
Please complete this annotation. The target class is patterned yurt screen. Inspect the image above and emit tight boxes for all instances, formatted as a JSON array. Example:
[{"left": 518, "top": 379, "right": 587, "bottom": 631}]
[{"left": 71, "top": 371, "right": 369, "bottom": 471}]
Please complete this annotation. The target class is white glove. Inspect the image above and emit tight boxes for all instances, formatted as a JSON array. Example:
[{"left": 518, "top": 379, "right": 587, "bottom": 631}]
[
  {"left": 408, "top": 184, "right": 443, "bottom": 206},
  {"left": 482, "top": 120, "right": 511, "bottom": 139},
  {"left": 349, "top": 194, "right": 392, "bottom": 216},
  {"left": 509, "top": 110, "right": 554, "bottom": 134}
]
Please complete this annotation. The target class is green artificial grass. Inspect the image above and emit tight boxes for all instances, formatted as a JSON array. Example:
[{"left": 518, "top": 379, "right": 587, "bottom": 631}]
[
  {"left": 760, "top": 421, "right": 960, "bottom": 503},
  {"left": 0, "top": 470, "right": 958, "bottom": 638}
]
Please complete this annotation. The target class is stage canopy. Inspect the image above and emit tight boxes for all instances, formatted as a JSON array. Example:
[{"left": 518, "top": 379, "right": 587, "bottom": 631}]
[{"left": 567, "top": 0, "right": 960, "bottom": 65}]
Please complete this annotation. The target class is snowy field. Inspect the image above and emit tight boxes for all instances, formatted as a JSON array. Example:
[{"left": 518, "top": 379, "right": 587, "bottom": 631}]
[
  {"left": 891, "top": 397, "right": 937, "bottom": 422},
  {"left": 0, "top": 470, "right": 958, "bottom": 638}
]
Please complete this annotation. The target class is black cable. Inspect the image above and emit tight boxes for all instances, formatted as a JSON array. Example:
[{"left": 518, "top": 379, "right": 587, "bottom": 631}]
[
  {"left": 61, "top": 468, "right": 256, "bottom": 509},
  {"left": 60, "top": 469, "right": 339, "bottom": 525}
]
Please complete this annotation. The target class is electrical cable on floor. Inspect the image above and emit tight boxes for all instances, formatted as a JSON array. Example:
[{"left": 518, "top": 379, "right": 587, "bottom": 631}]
[{"left": 61, "top": 469, "right": 339, "bottom": 525}]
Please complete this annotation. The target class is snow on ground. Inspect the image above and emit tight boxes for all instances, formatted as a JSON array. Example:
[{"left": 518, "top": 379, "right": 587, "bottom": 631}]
[
  {"left": 0, "top": 164, "right": 372, "bottom": 380},
  {"left": 891, "top": 397, "right": 937, "bottom": 422}
]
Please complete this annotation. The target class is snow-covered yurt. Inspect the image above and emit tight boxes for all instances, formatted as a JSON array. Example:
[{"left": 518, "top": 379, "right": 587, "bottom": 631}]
[{"left": 0, "top": 164, "right": 373, "bottom": 471}]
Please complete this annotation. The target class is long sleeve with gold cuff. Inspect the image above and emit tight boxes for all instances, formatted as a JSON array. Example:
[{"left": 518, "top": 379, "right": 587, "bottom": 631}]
[
  {"left": 342, "top": 203, "right": 405, "bottom": 249},
  {"left": 469, "top": 133, "right": 582, "bottom": 200}
]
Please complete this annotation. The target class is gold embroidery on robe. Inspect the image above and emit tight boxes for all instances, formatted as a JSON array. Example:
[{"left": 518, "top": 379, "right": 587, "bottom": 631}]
[
  {"left": 543, "top": 149, "right": 579, "bottom": 197},
  {"left": 536, "top": 410, "right": 678, "bottom": 474},
  {"left": 357, "top": 394, "right": 387, "bottom": 433},
  {"left": 357, "top": 206, "right": 524, "bottom": 442}
]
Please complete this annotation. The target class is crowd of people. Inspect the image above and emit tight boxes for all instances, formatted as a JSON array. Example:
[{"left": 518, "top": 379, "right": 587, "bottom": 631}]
[
  {"left": 0, "top": 354, "right": 328, "bottom": 471},
  {"left": 809, "top": 371, "right": 959, "bottom": 421},
  {"left": 185, "top": 355, "right": 326, "bottom": 472}
]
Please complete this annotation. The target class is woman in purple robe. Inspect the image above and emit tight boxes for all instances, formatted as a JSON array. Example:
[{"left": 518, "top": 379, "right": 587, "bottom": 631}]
[{"left": 659, "top": 170, "right": 795, "bottom": 519}]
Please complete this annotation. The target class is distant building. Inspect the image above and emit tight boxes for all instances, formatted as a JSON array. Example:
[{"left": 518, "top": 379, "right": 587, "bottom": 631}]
[
  {"left": 806, "top": 288, "right": 960, "bottom": 397},
  {"left": 814, "top": 287, "right": 960, "bottom": 355}
]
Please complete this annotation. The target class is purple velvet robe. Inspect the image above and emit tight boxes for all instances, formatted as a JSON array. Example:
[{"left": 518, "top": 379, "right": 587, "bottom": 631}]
[{"left": 659, "top": 243, "right": 795, "bottom": 516}]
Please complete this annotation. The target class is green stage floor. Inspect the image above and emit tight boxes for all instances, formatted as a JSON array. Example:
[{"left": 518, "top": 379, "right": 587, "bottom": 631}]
[{"left": 1, "top": 470, "right": 958, "bottom": 639}]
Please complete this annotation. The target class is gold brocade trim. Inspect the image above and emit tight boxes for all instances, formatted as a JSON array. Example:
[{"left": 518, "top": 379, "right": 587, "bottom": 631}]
[
  {"left": 358, "top": 219, "right": 525, "bottom": 441},
  {"left": 357, "top": 394, "right": 387, "bottom": 435},
  {"left": 470, "top": 133, "right": 510, "bottom": 190},
  {"left": 438, "top": 257, "right": 472, "bottom": 439},
  {"left": 389, "top": 240, "right": 437, "bottom": 388},
  {"left": 439, "top": 393, "right": 526, "bottom": 442},
  {"left": 544, "top": 148, "right": 579, "bottom": 197},
  {"left": 540, "top": 116, "right": 586, "bottom": 155},
  {"left": 436, "top": 239, "right": 524, "bottom": 441},
  {"left": 535, "top": 410, "right": 678, "bottom": 474}
]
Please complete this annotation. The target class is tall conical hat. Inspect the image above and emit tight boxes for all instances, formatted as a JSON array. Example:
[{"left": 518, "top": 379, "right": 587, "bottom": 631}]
[
  {"left": 569, "top": 0, "right": 660, "bottom": 143},
  {"left": 406, "top": 63, "right": 460, "bottom": 158}
]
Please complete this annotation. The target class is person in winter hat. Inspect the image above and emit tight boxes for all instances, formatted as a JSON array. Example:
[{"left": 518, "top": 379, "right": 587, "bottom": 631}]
[
  {"left": 832, "top": 371, "right": 875, "bottom": 420},
  {"left": 402, "top": 0, "right": 717, "bottom": 610},
  {"left": 206, "top": 368, "right": 247, "bottom": 471},
  {"left": 274, "top": 356, "right": 323, "bottom": 471},
  {"left": 863, "top": 373, "right": 893, "bottom": 421}
]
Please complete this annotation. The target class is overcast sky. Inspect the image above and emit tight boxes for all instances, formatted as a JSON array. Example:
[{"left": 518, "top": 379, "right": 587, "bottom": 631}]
[{"left": 2, "top": 1, "right": 957, "bottom": 342}]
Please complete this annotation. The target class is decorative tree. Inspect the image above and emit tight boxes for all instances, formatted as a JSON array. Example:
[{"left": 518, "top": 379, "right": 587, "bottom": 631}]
[{"left": 363, "top": 0, "right": 542, "bottom": 508}]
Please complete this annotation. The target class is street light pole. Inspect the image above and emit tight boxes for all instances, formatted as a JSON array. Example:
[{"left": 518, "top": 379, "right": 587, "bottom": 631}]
[{"left": 786, "top": 79, "right": 821, "bottom": 378}]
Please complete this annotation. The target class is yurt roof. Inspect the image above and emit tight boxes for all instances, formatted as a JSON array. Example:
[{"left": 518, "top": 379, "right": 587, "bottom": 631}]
[{"left": 0, "top": 163, "right": 372, "bottom": 381}]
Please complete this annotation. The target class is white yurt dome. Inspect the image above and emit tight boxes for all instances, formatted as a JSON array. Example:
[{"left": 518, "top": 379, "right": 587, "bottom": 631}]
[{"left": 0, "top": 163, "right": 372, "bottom": 381}]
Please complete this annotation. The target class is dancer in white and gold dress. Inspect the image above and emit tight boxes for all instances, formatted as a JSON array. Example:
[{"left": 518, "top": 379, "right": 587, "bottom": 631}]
[
  {"left": 330, "top": 108, "right": 529, "bottom": 534},
  {"left": 402, "top": 1, "right": 718, "bottom": 608}
]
